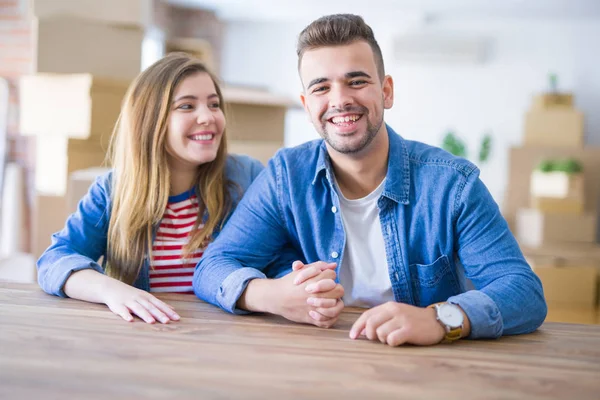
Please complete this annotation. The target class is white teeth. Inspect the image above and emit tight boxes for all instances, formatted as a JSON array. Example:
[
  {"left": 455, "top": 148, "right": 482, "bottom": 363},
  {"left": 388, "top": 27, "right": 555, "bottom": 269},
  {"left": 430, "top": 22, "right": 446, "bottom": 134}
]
[
  {"left": 190, "top": 134, "right": 212, "bottom": 141},
  {"left": 331, "top": 115, "right": 360, "bottom": 124}
]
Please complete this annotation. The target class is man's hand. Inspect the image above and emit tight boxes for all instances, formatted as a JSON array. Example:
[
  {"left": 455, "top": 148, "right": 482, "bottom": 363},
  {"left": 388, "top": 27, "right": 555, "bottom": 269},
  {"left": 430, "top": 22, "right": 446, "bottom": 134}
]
[
  {"left": 240, "top": 261, "right": 344, "bottom": 328},
  {"left": 272, "top": 262, "right": 344, "bottom": 328},
  {"left": 349, "top": 302, "right": 446, "bottom": 346},
  {"left": 291, "top": 260, "right": 345, "bottom": 325}
]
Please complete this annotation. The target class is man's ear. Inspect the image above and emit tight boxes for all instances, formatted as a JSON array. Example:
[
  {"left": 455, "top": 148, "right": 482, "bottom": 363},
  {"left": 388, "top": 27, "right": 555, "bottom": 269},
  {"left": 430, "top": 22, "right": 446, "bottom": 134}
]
[
  {"left": 382, "top": 75, "right": 394, "bottom": 109},
  {"left": 300, "top": 92, "right": 312, "bottom": 122}
]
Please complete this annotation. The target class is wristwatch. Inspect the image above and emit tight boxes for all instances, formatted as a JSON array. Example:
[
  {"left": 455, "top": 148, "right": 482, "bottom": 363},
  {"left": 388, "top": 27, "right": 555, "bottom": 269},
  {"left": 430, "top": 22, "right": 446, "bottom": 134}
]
[{"left": 429, "top": 302, "right": 464, "bottom": 343}]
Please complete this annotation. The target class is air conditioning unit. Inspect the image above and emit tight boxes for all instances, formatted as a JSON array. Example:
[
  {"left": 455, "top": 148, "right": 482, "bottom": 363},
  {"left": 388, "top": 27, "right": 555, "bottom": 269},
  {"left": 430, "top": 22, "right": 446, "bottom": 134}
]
[{"left": 393, "top": 33, "right": 491, "bottom": 64}]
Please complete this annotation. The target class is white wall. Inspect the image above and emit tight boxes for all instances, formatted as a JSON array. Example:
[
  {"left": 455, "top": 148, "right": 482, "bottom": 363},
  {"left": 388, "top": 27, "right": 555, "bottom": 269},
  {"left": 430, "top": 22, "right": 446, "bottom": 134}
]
[{"left": 221, "top": 17, "right": 600, "bottom": 204}]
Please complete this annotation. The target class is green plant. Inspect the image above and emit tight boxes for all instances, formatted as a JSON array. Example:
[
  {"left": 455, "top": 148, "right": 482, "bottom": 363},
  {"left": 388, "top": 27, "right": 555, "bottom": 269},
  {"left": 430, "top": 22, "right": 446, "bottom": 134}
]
[
  {"left": 478, "top": 134, "right": 492, "bottom": 163},
  {"left": 548, "top": 72, "right": 558, "bottom": 93},
  {"left": 441, "top": 130, "right": 493, "bottom": 165},
  {"left": 442, "top": 131, "right": 467, "bottom": 159},
  {"left": 536, "top": 158, "right": 583, "bottom": 174},
  {"left": 537, "top": 160, "right": 554, "bottom": 172}
]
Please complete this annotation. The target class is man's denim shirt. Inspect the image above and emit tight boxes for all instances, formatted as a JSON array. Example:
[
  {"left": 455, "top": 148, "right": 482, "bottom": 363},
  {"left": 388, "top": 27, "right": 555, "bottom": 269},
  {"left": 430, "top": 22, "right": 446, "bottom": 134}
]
[
  {"left": 37, "top": 155, "right": 267, "bottom": 297},
  {"left": 195, "top": 125, "right": 547, "bottom": 339}
]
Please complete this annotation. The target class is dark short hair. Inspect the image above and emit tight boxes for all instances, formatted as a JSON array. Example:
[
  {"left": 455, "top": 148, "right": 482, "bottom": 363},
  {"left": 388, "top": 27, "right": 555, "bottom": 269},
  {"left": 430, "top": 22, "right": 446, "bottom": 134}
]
[{"left": 296, "top": 14, "right": 385, "bottom": 81}]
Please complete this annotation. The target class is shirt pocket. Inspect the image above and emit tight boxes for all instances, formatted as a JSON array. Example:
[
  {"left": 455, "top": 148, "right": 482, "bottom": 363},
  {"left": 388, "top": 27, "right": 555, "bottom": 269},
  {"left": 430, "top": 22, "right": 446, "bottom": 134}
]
[{"left": 409, "top": 254, "right": 461, "bottom": 306}]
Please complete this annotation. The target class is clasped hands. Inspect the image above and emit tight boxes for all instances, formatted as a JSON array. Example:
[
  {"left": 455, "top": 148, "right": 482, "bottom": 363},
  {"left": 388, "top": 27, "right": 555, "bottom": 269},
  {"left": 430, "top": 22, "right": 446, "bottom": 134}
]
[{"left": 286, "top": 260, "right": 446, "bottom": 346}]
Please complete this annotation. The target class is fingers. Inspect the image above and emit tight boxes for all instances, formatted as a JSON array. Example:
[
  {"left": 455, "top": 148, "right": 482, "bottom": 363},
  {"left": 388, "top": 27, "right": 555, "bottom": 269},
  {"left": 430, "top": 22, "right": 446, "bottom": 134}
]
[
  {"left": 294, "top": 265, "right": 336, "bottom": 285},
  {"left": 293, "top": 265, "right": 322, "bottom": 285},
  {"left": 292, "top": 260, "right": 305, "bottom": 271},
  {"left": 350, "top": 307, "right": 377, "bottom": 339},
  {"left": 127, "top": 301, "right": 156, "bottom": 324},
  {"left": 109, "top": 304, "right": 134, "bottom": 322},
  {"left": 312, "top": 283, "right": 344, "bottom": 300},
  {"left": 375, "top": 319, "right": 401, "bottom": 344},
  {"left": 305, "top": 278, "right": 336, "bottom": 293},
  {"left": 292, "top": 262, "right": 337, "bottom": 284},
  {"left": 308, "top": 307, "right": 341, "bottom": 329},
  {"left": 306, "top": 297, "right": 337, "bottom": 308},
  {"left": 137, "top": 298, "right": 171, "bottom": 324},
  {"left": 363, "top": 312, "right": 393, "bottom": 341},
  {"left": 317, "top": 262, "right": 338, "bottom": 271},
  {"left": 148, "top": 297, "right": 180, "bottom": 321},
  {"left": 386, "top": 328, "right": 410, "bottom": 347},
  {"left": 313, "top": 299, "right": 345, "bottom": 319}
]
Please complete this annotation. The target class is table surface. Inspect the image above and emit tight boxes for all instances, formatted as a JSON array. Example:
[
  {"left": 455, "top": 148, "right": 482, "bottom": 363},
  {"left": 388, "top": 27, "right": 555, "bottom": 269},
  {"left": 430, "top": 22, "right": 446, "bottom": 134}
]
[{"left": 1, "top": 282, "right": 599, "bottom": 400}]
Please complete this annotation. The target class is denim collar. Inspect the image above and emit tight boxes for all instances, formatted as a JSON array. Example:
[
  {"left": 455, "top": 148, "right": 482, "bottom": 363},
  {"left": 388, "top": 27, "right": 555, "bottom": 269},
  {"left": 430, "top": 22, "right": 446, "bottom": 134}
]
[{"left": 311, "top": 123, "right": 410, "bottom": 204}]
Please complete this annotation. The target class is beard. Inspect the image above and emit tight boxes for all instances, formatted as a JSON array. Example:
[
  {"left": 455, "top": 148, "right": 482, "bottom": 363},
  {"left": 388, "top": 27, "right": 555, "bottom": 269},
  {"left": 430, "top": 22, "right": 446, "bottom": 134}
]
[{"left": 316, "top": 104, "right": 384, "bottom": 154}]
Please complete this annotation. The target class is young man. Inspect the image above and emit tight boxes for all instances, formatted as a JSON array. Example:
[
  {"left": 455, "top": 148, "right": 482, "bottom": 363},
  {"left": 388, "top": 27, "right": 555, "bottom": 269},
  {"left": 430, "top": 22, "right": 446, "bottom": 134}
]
[{"left": 194, "top": 14, "right": 547, "bottom": 346}]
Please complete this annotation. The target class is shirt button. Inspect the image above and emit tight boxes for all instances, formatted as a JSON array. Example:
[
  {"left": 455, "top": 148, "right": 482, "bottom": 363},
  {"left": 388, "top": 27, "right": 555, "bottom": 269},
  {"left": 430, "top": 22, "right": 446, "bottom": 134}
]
[
  {"left": 331, "top": 251, "right": 339, "bottom": 259},
  {"left": 331, "top": 206, "right": 337, "bottom": 213}
]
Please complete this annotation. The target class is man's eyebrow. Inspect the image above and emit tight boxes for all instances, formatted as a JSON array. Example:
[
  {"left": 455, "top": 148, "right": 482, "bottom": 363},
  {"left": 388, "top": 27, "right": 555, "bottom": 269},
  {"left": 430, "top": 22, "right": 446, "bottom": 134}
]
[
  {"left": 346, "top": 71, "right": 371, "bottom": 79},
  {"left": 307, "top": 77, "right": 329, "bottom": 90}
]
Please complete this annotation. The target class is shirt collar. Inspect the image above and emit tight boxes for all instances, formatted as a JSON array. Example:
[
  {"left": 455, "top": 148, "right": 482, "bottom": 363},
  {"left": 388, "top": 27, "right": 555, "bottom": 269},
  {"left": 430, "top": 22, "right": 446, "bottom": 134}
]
[{"left": 311, "top": 124, "right": 410, "bottom": 205}]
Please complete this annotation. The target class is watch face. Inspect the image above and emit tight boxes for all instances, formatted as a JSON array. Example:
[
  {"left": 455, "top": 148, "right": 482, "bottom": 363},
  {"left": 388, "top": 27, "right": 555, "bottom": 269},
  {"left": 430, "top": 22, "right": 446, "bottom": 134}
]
[{"left": 438, "top": 304, "right": 464, "bottom": 328}]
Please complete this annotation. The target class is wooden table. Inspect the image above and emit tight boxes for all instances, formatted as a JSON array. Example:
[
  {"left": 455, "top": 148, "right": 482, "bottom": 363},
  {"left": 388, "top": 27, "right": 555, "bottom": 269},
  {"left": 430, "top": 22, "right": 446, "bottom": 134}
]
[{"left": 1, "top": 282, "right": 599, "bottom": 400}]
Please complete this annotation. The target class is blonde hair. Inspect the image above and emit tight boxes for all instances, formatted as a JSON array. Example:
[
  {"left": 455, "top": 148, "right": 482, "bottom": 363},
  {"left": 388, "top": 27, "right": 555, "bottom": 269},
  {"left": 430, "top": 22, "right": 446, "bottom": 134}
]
[{"left": 106, "top": 52, "right": 232, "bottom": 284}]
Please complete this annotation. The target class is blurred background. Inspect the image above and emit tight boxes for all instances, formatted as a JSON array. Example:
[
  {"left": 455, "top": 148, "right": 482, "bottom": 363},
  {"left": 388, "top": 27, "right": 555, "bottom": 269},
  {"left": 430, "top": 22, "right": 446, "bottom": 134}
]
[{"left": 1, "top": 0, "right": 599, "bottom": 324}]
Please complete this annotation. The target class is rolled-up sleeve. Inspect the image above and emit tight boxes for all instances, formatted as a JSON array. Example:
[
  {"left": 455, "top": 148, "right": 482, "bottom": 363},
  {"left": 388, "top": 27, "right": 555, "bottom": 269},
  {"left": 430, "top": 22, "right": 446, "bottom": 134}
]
[
  {"left": 449, "top": 169, "right": 547, "bottom": 339},
  {"left": 37, "top": 173, "right": 111, "bottom": 297},
  {"left": 194, "top": 156, "right": 299, "bottom": 313}
]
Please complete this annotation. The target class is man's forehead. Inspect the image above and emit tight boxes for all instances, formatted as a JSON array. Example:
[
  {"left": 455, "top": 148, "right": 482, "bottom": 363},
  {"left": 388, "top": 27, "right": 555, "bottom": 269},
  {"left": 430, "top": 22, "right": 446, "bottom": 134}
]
[{"left": 300, "top": 42, "right": 377, "bottom": 81}]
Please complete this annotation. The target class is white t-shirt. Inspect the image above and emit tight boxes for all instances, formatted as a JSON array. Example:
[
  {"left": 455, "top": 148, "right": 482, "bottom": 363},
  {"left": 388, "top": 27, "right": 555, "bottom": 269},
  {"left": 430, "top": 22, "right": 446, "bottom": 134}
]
[{"left": 334, "top": 178, "right": 395, "bottom": 308}]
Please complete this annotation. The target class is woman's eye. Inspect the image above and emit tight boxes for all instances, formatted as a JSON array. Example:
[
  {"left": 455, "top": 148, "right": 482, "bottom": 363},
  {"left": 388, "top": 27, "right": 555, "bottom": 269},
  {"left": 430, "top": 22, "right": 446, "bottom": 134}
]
[{"left": 177, "top": 104, "right": 193, "bottom": 110}]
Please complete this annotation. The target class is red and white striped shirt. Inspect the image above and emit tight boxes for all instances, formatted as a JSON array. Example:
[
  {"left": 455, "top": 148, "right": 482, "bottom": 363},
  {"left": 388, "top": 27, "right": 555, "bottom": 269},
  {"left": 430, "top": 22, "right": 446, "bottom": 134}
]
[{"left": 150, "top": 191, "right": 204, "bottom": 293}]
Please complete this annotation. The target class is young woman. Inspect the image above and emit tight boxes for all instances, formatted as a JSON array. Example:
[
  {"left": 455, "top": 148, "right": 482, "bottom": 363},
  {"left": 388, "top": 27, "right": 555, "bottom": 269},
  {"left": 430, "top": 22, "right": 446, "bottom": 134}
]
[{"left": 37, "top": 53, "right": 267, "bottom": 324}]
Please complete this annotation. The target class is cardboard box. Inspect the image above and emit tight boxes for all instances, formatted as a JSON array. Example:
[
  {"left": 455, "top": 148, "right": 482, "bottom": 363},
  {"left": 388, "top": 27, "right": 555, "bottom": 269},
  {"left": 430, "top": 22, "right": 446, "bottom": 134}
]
[
  {"left": 223, "top": 86, "right": 299, "bottom": 142},
  {"left": 529, "top": 258, "right": 598, "bottom": 308},
  {"left": 166, "top": 38, "right": 215, "bottom": 72},
  {"left": 545, "top": 305, "right": 598, "bottom": 324},
  {"left": 503, "top": 147, "right": 600, "bottom": 228},
  {"left": 523, "top": 109, "right": 584, "bottom": 148},
  {"left": 0, "top": 253, "right": 37, "bottom": 284},
  {"left": 226, "top": 104, "right": 287, "bottom": 142},
  {"left": 532, "top": 93, "right": 574, "bottom": 110},
  {"left": 530, "top": 171, "right": 584, "bottom": 214},
  {"left": 516, "top": 208, "right": 597, "bottom": 247},
  {"left": 67, "top": 168, "right": 111, "bottom": 215},
  {"left": 531, "top": 197, "right": 584, "bottom": 215},
  {"left": 228, "top": 140, "right": 283, "bottom": 165},
  {"left": 36, "top": 15, "right": 144, "bottom": 81},
  {"left": 35, "top": 136, "right": 108, "bottom": 196},
  {"left": 521, "top": 242, "right": 600, "bottom": 262},
  {"left": 32, "top": 0, "right": 151, "bottom": 27},
  {"left": 530, "top": 171, "right": 584, "bottom": 200},
  {"left": 33, "top": 195, "right": 68, "bottom": 259},
  {"left": 20, "top": 73, "right": 128, "bottom": 139}
]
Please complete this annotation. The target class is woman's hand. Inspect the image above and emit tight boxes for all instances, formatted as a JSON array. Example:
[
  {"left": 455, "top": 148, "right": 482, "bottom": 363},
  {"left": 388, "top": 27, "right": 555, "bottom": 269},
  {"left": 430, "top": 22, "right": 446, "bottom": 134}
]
[{"left": 101, "top": 279, "right": 181, "bottom": 324}]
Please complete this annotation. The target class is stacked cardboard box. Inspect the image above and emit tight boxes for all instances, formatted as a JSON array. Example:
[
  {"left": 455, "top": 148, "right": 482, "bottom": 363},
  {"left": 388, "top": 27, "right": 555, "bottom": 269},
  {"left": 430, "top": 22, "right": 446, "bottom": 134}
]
[
  {"left": 505, "top": 92, "right": 600, "bottom": 323},
  {"left": 517, "top": 161, "right": 597, "bottom": 247},
  {"left": 19, "top": 74, "right": 129, "bottom": 257},
  {"left": 223, "top": 86, "right": 299, "bottom": 165},
  {"left": 530, "top": 169, "right": 584, "bottom": 214},
  {"left": 20, "top": 1, "right": 148, "bottom": 258},
  {"left": 523, "top": 93, "right": 584, "bottom": 147},
  {"left": 527, "top": 255, "right": 600, "bottom": 323}
]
